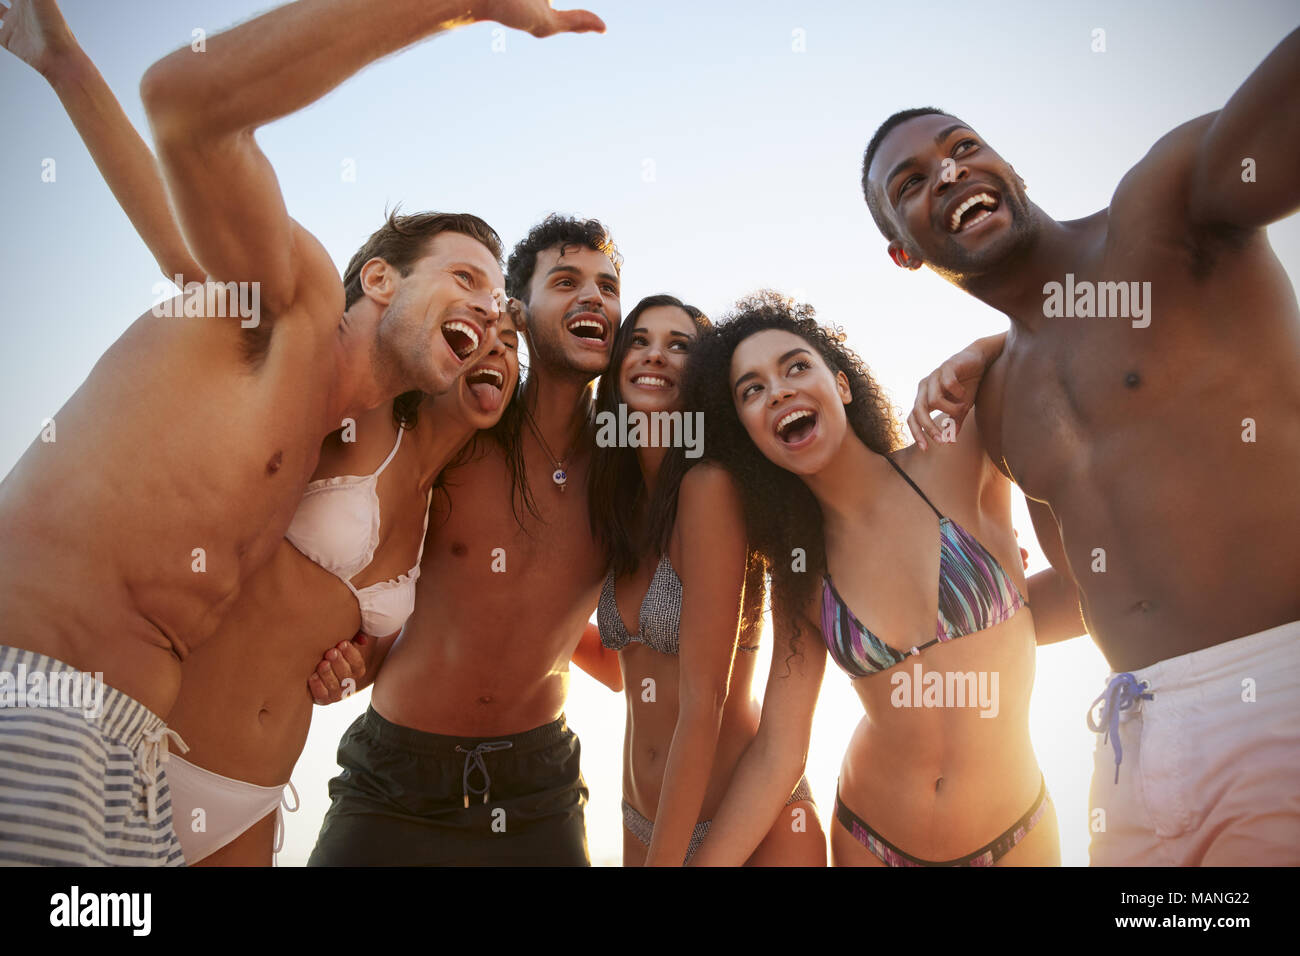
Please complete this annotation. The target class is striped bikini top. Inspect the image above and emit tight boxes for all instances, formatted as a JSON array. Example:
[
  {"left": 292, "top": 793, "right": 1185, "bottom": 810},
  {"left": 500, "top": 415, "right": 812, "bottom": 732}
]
[{"left": 819, "top": 456, "right": 1027, "bottom": 679}]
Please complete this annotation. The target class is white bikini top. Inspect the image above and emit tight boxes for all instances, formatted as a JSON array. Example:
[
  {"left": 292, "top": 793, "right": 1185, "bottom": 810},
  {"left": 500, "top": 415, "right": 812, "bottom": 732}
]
[{"left": 285, "top": 428, "right": 431, "bottom": 638}]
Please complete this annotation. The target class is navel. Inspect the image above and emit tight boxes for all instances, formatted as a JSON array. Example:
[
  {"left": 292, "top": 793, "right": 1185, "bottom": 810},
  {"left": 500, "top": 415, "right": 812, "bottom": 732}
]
[
  {"left": 1124, "top": 372, "right": 1141, "bottom": 389},
  {"left": 476, "top": 694, "right": 494, "bottom": 705},
  {"left": 1131, "top": 599, "right": 1155, "bottom": 614},
  {"left": 451, "top": 541, "right": 468, "bottom": 557},
  {"left": 266, "top": 450, "right": 284, "bottom": 474}
]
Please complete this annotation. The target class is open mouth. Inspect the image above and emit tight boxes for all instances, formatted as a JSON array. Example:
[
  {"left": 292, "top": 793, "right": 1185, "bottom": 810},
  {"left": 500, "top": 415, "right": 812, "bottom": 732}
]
[
  {"left": 465, "top": 364, "right": 506, "bottom": 413},
  {"left": 775, "top": 408, "right": 818, "bottom": 445},
  {"left": 948, "top": 192, "right": 1001, "bottom": 234},
  {"left": 565, "top": 313, "right": 609, "bottom": 345},
  {"left": 442, "top": 320, "right": 481, "bottom": 362},
  {"left": 630, "top": 373, "right": 674, "bottom": 390}
]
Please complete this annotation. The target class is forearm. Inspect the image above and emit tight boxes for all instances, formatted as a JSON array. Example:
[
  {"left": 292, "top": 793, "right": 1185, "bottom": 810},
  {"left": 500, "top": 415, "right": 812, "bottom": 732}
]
[
  {"left": 1028, "top": 567, "right": 1087, "bottom": 645},
  {"left": 142, "top": 0, "right": 473, "bottom": 141},
  {"left": 688, "top": 729, "right": 805, "bottom": 867},
  {"left": 355, "top": 633, "right": 398, "bottom": 691},
  {"left": 969, "top": 332, "right": 1007, "bottom": 369},
  {"left": 643, "top": 697, "right": 725, "bottom": 866},
  {"left": 43, "top": 46, "right": 203, "bottom": 284},
  {"left": 571, "top": 622, "right": 623, "bottom": 692}
]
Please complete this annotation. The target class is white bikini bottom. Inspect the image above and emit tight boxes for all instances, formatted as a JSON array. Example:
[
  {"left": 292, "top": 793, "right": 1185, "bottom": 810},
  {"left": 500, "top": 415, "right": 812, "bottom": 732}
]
[{"left": 165, "top": 752, "right": 299, "bottom": 865}]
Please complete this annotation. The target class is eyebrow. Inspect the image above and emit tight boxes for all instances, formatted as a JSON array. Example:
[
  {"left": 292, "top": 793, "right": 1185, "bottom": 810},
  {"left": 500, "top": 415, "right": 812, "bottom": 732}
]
[
  {"left": 545, "top": 264, "right": 620, "bottom": 287},
  {"left": 732, "top": 348, "right": 812, "bottom": 394},
  {"left": 633, "top": 327, "right": 693, "bottom": 337},
  {"left": 884, "top": 124, "right": 975, "bottom": 195}
]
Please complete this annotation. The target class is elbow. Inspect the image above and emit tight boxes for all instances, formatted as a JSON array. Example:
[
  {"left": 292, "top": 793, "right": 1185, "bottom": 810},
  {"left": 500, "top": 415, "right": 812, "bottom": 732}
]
[{"left": 140, "top": 56, "right": 184, "bottom": 137}]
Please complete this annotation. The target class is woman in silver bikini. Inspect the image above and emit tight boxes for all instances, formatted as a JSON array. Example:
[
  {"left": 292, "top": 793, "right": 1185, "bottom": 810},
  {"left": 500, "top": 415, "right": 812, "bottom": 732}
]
[
  {"left": 3, "top": 2, "right": 523, "bottom": 865},
  {"left": 583, "top": 294, "right": 826, "bottom": 865}
]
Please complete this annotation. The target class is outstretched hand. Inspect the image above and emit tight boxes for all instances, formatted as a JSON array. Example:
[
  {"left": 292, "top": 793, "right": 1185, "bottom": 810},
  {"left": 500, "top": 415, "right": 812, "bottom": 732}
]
[
  {"left": 0, "top": 0, "right": 76, "bottom": 76},
  {"left": 472, "top": 0, "right": 605, "bottom": 38}
]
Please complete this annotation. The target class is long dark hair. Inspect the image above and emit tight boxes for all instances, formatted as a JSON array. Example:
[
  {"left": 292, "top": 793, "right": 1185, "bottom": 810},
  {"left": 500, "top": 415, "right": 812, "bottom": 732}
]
[
  {"left": 683, "top": 290, "right": 902, "bottom": 658},
  {"left": 587, "top": 294, "right": 711, "bottom": 577},
  {"left": 429, "top": 373, "right": 537, "bottom": 529}
]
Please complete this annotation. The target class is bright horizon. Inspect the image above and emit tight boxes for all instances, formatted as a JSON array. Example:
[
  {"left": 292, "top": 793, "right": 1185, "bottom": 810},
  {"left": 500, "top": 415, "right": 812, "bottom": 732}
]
[{"left": 2, "top": 0, "right": 1297, "bottom": 867}]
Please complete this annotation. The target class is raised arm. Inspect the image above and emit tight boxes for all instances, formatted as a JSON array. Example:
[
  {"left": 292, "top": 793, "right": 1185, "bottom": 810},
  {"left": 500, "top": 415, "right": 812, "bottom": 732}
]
[
  {"left": 139, "top": 0, "right": 603, "bottom": 318},
  {"left": 1188, "top": 27, "right": 1300, "bottom": 231},
  {"left": 643, "top": 465, "right": 747, "bottom": 866},
  {"left": 0, "top": 0, "right": 201, "bottom": 284},
  {"left": 689, "top": 604, "right": 827, "bottom": 867}
]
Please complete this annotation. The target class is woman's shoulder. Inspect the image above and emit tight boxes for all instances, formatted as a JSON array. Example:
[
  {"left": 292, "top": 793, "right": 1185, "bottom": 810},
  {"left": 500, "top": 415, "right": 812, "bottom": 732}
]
[{"left": 677, "top": 460, "right": 741, "bottom": 502}]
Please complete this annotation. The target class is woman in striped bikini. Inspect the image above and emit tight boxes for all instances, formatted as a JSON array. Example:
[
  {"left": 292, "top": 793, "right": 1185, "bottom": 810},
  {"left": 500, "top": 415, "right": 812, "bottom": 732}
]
[
  {"left": 689, "top": 292, "right": 1084, "bottom": 867},
  {"left": 582, "top": 294, "right": 826, "bottom": 865}
]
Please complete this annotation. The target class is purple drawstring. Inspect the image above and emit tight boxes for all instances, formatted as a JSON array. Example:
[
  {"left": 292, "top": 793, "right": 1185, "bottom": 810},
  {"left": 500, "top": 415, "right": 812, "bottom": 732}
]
[{"left": 1087, "top": 673, "right": 1154, "bottom": 784}]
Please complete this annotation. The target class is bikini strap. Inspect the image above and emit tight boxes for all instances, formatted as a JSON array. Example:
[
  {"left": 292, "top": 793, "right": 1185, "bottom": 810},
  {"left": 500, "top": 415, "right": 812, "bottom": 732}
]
[
  {"left": 372, "top": 427, "right": 405, "bottom": 479},
  {"left": 885, "top": 456, "right": 944, "bottom": 520}
]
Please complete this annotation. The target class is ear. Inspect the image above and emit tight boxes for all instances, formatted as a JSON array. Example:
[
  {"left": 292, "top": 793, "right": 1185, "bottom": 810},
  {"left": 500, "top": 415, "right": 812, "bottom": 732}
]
[
  {"left": 835, "top": 370, "right": 852, "bottom": 405},
  {"left": 1009, "top": 165, "right": 1026, "bottom": 192},
  {"left": 359, "top": 257, "right": 397, "bottom": 306},
  {"left": 887, "top": 241, "right": 923, "bottom": 271},
  {"left": 508, "top": 297, "right": 529, "bottom": 332}
]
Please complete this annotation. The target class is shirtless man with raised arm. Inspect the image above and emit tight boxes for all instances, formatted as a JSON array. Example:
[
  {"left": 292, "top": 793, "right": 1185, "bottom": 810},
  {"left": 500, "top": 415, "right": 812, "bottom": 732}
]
[
  {"left": 864, "top": 28, "right": 1300, "bottom": 864},
  {"left": 0, "top": 0, "right": 601, "bottom": 866},
  {"left": 308, "top": 216, "right": 622, "bottom": 866}
]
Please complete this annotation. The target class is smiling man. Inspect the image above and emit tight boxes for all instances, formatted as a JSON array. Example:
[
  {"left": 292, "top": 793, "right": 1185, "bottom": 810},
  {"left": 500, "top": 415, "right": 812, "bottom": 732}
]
[
  {"left": 863, "top": 28, "right": 1300, "bottom": 865},
  {"left": 308, "top": 215, "right": 623, "bottom": 866},
  {"left": 0, "top": 0, "right": 602, "bottom": 866}
]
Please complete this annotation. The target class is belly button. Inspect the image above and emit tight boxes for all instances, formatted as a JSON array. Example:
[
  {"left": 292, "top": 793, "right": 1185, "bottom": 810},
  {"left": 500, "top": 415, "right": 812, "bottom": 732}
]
[
  {"left": 934, "top": 776, "right": 943, "bottom": 794},
  {"left": 476, "top": 694, "right": 493, "bottom": 705},
  {"left": 1132, "top": 599, "right": 1155, "bottom": 614},
  {"left": 451, "top": 542, "right": 468, "bottom": 557},
  {"left": 266, "top": 450, "right": 284, "bottom": 474},
  {"left": 1124, "top": 372, "right": 1141, "bottom": 389}
]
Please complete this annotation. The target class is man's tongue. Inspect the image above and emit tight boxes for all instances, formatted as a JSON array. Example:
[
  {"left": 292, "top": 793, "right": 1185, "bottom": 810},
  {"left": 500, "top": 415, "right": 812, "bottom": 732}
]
[{"left": 468, "top": 381, "right": 503, "bottom": 413}]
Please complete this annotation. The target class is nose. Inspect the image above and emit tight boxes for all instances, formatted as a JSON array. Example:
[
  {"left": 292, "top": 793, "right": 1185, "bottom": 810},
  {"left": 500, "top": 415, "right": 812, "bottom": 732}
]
[
  {"left": 576, "top": 277, "right": 605, "bottom": 310},
  {"left": 767, "top": 382, "right": 795, "bottom": 406},
  {"left": 933, "top": 157, "right": 969, "bottom": 195},
  {"left": 643, "top": 340, "right": 667, "bottom": 365},
  {"left": 468, "top": 286, "right": 497, "bottom": 320}
]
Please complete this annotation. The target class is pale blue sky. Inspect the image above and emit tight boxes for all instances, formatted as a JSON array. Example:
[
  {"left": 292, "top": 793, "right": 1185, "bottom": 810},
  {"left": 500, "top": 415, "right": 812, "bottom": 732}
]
[{"left": 2, "top": 0, "right": 1297, "bottom": 866}]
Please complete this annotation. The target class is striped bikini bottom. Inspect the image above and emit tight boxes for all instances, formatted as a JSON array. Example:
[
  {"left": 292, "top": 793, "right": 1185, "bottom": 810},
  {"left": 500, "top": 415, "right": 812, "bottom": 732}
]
[{"left": 834, "top": 774, "right": 1050, "bottom": 867}]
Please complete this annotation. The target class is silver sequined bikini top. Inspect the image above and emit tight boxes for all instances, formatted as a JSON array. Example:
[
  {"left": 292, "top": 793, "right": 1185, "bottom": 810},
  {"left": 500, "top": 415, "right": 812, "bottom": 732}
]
[{"left": 597, "top": 554, "right": 683, "bottom": 656}]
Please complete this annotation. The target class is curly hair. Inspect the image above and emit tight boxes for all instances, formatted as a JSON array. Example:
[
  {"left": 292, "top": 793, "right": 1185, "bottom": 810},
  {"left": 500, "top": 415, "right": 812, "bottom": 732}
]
[
  {"left": 683, "top": 290, "right": 903, "bottom": 660},
  {"left": 504, "top": 214, "right": 623, "bottom": 304}
]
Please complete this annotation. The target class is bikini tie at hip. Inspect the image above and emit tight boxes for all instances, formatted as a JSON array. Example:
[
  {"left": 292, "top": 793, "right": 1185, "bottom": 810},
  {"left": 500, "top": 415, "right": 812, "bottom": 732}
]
[
  {"left": 455, "top": 741, "right": 514, "bottom": 808},
  {"left": 1087, "top": 672, "right": 1154, "bottom": 784},
  {"left": 137, "top": 726, "right": 189, "bottom": 824}
]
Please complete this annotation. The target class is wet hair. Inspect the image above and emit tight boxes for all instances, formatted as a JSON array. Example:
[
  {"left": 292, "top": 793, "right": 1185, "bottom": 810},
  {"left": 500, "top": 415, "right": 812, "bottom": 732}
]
[
  {"left": 587, "top": 294, "right": 710, "bottom": 578},
  {"left": 504, "top": 214, "right": 622, "bottom": 304},
  {"left": 683, "top": 290, "right": 902, "bottom": 660},
  {"left": 433, "top": 368, "right": 538, "bottom": 530},
  {"left": 860, "top": 107, "right": 954, "bottom": 241}
]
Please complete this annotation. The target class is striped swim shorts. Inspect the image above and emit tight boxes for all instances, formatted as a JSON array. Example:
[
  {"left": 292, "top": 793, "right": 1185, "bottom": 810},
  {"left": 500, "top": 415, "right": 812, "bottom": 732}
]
[{"left": 0, "top": 645, "right": 187, "bottom": 866}]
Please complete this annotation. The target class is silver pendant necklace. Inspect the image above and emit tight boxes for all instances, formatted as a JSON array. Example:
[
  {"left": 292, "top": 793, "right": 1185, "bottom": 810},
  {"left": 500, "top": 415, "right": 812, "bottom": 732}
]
[{"left": 523, "top": 407, "right": 570, "bottom": 491}]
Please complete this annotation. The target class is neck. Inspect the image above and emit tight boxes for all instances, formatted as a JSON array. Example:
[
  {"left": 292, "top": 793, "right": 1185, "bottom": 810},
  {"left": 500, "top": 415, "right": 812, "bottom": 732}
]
[
  {"left": 416, "top": 407, "right": 476, "bottom": 490},
  {"left": 332, "top": 316, "right": 392, "bottom": 422},
  {"left": 953, "top": 205, "right": 1075, "bottom": 329},
  {"left": 522, "top": 364, "right": 595, "bottom": 457},
  {"left": 802, "top": 430, "right": 894, "bottom": 526}
]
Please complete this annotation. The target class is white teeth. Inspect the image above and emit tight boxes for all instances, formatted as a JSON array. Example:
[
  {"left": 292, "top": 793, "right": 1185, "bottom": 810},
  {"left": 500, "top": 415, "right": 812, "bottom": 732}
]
[
  {"left": 567, "top": 318, "right": 605, "bottom": 335},
  {"left": 470, "top": 367, "right": 504, "bottom": 387},
  {"left": 776, "top": 409, "right": 813, "bottom": 436},
  {"left": 633, "top": 375, "right": 671, "bottom": 388},
  {"left": 445, "top": 320, "right": 480, "bottom": 356},
  {"left": 949, "top": 193, "right": 997, "bottom": 233}
]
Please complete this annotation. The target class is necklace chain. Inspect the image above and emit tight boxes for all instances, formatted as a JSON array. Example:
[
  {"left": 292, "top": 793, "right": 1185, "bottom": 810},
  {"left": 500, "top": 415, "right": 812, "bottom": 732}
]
[{"left": 523, "top": 406, "right": 570, "bottom": 491}]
